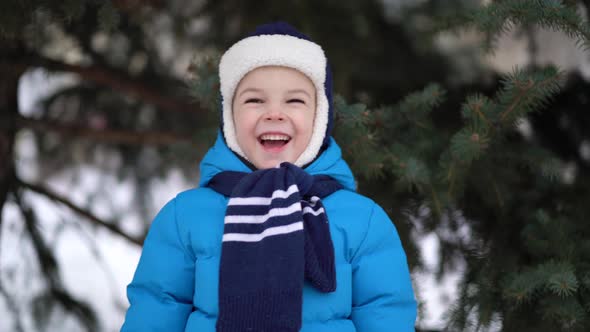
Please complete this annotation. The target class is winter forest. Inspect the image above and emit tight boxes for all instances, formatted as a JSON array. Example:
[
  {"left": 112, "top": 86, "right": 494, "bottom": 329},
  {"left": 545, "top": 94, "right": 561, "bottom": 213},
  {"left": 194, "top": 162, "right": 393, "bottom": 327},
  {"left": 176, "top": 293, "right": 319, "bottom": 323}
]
[{"left": 1, "top": 0, "right": 590, "bottom": 331}]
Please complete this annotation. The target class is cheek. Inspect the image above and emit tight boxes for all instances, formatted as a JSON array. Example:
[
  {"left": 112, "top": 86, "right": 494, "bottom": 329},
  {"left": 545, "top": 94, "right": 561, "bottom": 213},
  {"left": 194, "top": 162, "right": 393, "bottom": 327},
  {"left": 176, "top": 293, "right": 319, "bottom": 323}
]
[
  {"left": 233, "top": 111, "right": 253, "bottom": 138},
  {"left": 299, "top": 112, "right": 315, "bottom": 139}
]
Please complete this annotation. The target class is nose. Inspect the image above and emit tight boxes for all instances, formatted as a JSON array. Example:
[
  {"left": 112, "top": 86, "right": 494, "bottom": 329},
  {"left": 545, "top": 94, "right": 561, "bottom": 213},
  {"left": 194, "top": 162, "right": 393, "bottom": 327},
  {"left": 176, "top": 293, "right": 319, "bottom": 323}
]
[{"left": 264, "top": 104, "right": 285, "bottom": 122}]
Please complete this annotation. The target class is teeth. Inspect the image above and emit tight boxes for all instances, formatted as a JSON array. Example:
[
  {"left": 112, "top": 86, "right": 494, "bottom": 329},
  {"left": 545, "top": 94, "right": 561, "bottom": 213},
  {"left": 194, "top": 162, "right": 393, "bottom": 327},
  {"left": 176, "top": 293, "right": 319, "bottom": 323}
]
[{"left": 260, "top": 134, "right": 290, "bottom": 141}]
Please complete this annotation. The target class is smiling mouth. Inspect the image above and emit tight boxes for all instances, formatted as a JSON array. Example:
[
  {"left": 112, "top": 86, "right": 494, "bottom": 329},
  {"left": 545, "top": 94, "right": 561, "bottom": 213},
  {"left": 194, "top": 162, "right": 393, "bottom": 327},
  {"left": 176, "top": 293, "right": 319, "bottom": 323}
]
[{"left": 258, "top": 133, "right": 291, "bottom": 150}]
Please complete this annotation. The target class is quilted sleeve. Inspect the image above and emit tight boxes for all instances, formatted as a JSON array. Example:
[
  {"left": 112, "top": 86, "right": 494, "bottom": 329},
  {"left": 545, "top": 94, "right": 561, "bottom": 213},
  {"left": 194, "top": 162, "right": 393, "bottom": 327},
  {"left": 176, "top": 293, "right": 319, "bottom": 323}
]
[
  {"left": 120, "top": 198, "right": 195, "bottom": 332},
  {"left": 350, "top": 203, "right": 417, "bottom": 332}
]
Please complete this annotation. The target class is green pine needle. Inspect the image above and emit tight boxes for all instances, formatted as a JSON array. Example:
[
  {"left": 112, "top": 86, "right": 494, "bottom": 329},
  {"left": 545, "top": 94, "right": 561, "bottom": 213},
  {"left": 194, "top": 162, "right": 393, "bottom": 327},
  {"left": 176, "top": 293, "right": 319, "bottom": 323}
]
[
  {"left": 473, "top": 0, "right": 590, "bottom": 50},
  {"left": 187, "top": 55, "right": 221, "bottom": 113},
  {"left": 503, "top": 271, "right": 544, "bottom": 304},
  {"left": 540, "top": 296, "right": 585, "bottom": 329},
  {"left": 450, "top": 128, "right": 490, "bottom": 164},
  {"left": 519, "top": 146, "right": 563, "bottom": 181},
  {"left": 544, "top": 262, "right": 579, "bottom": 298},
  {"left": 393, "top": 156, "right": 430, "bottom": 191},
  {"left": 461, "top": 94, "right": 496, "bottom": 137},
  {"left": 397, "top": 83, "right": 446, "bottom": 116},
  {"left": 495, "top": 66, "right": 561, "bottom": 124}
]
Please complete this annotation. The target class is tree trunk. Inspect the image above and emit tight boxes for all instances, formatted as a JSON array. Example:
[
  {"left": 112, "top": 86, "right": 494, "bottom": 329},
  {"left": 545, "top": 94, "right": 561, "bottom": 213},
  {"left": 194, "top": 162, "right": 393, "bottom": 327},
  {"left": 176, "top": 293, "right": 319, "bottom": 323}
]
[{"left": 0, "top": 44, "right": 24, "bottom": 225}]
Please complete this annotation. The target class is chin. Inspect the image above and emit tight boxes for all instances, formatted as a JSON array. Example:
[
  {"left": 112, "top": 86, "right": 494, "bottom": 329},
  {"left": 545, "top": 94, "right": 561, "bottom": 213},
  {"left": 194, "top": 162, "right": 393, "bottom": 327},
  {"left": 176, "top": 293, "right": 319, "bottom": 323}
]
[
  {"left": 255, "top": 161, "right": 281, "bottom": 169},
  {"left": 253, "top": 156, "right": 293, "bottom": 169}
]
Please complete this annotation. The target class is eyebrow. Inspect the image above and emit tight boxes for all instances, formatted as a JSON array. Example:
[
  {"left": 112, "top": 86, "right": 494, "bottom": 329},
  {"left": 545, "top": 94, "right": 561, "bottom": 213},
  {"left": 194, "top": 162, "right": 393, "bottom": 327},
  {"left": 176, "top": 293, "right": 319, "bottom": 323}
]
[
  {"left": 237, "top": 88, "right": 313, "bottom": 98},
  {"left": 237, "top": 88, "right": 263, "bottom": 97},
  {"left": 287, "top": 89, "right": 313, "bottom": 99}
]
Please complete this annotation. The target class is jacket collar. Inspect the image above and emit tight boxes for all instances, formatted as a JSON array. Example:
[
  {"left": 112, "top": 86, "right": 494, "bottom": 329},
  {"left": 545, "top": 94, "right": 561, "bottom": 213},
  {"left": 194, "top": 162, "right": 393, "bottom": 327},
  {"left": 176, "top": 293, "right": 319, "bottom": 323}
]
[{"left": 199, "top": 131, "right": 356, "bottom": 192}]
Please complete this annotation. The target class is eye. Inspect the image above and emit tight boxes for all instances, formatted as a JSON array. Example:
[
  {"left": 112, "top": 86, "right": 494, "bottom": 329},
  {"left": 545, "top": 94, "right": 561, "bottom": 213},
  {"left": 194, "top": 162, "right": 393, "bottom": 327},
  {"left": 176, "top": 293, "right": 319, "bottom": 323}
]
[
  {"left": 287, "top": 98, "right": 305, "bottom": 104},
  {"left": 245, "top": 98, "right": 263, "bottom": 104}
]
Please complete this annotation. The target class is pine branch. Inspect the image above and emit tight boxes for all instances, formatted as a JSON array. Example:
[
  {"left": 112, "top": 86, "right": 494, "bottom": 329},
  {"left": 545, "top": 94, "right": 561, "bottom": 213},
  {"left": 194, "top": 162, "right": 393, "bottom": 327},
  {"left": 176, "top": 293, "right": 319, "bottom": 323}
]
[
  {"left": 449, "top": 128, "right": 490, "bottom": 165},
  {"left": 5, "top": 54, "right": 203, "bottom": 115},
  {"left": 12, "top": 190, "right": 97, "bottom": 331},
  {"left": 495, "top": 67, "right": 562, "bottom": 123},
  {"left": 445, "top": 67, "right": 561, "bottom": 172},
  {"left": 16, "top": 115, "right": 196, "bottom": 146},
  {"left": 17, "top": 177, "right": 143, "bottom": 246},
  {"left": 397, "top": 83, "right": 445, "bottom": 117},
  {"left": 187, "top": 55, "right": 221, "bottom": 112},
  {"left": 393, "top": 156, "right": 431, "bottom": 191},
  {"left": 433, "top": 0, "right": 590, "bottom": 50}
]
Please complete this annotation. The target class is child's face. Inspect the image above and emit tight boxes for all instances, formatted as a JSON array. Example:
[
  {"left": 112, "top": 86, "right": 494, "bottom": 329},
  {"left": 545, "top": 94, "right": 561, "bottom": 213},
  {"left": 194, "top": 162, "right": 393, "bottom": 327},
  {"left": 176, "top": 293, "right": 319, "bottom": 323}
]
[{"left": 232, "top": 66, "right": 316, "bottom": 169}]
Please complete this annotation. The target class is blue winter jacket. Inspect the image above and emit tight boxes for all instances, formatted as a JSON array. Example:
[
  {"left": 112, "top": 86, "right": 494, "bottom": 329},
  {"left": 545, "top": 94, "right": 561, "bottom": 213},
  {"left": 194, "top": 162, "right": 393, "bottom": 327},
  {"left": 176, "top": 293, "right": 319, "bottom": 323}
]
[{"left": 121, "top": 134, "right": 417, "bottom": 332}]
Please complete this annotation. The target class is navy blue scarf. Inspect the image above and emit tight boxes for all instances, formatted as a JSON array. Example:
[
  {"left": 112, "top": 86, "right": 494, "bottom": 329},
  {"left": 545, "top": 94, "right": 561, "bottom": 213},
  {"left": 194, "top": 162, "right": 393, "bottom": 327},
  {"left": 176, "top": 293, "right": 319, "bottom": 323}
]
[{"left": 207, "top": 162, "right": 342, "bottom": 332}]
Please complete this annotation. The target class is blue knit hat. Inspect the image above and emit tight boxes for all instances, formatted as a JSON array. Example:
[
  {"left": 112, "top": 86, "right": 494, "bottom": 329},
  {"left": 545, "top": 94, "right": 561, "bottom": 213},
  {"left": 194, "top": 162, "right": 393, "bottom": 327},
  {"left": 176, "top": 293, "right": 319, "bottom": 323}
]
[{"left": 219, "top": 22, "right": 334, "bottom": 167}]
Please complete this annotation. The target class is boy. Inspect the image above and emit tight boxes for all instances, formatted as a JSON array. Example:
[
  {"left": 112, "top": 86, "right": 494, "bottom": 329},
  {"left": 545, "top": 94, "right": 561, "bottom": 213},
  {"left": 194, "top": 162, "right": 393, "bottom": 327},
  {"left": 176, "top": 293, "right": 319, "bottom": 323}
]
[{"left": 121, "top": 22, "right": 416, "bottom": 332}]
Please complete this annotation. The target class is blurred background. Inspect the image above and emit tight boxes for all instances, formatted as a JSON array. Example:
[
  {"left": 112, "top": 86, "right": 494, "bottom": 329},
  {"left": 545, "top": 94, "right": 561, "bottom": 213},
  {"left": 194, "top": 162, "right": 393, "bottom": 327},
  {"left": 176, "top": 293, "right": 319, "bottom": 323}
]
[{"left": 1, "top": 0, "right": 590, "bottom": 331}]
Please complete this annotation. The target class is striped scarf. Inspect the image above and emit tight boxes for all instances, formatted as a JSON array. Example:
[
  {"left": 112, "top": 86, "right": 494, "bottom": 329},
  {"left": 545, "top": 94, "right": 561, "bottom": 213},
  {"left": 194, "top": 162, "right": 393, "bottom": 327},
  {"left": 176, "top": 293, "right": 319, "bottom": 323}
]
[{"left": 207, "top": 162, "right": 342, "bottom": 332}]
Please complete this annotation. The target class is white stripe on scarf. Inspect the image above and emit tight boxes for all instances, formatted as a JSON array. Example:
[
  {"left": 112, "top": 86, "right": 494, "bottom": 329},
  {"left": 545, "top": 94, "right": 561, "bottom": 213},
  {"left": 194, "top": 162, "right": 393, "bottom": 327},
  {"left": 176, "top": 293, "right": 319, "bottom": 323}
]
[
  {"left": 228, "top": 184, "right": 299, "bottom": 206},
  {"left": 224, "top": 202, "right": 301, "bottom": 224},
  {"left": 222, "top": 221, "right": 304, "bottom": 242}
]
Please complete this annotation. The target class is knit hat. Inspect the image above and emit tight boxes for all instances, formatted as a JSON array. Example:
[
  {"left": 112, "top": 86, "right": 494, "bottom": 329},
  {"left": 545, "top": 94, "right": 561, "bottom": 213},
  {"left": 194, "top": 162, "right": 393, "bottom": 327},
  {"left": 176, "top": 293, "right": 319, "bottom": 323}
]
[{"left": 219, "top": 22, "right": 334, "bottom": 167}]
